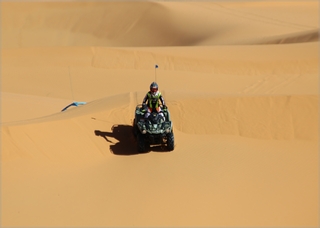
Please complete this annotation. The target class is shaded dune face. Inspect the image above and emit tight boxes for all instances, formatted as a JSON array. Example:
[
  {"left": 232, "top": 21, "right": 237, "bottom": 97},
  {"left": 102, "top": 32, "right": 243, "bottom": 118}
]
[
  {"left": 251, "top": 29, "right": 319, "bottom": 44},
  {"left": 169, "top": 94, "right": 318, "bottom": 141}
]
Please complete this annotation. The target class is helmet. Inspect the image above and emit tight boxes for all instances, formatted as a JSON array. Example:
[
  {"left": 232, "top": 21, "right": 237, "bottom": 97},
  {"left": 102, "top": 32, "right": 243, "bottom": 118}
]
[{"left": 150, "top": 82, "right": 158, "bottom": 95}]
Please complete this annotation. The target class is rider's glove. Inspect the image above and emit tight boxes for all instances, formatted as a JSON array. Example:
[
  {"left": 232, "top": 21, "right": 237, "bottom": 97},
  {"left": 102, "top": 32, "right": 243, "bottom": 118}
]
[{"left": 163, "top": 105, "right": 167, "bottom": 109}]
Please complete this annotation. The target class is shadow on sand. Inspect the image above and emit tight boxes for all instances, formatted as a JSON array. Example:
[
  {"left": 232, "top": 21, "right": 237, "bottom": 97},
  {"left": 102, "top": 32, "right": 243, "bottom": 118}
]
[
  {"left": 95, "top": 125, "right": 139, "bottom": 155},
  {"left": 95, "top": 124, "right": 170, "bottom": 155}
]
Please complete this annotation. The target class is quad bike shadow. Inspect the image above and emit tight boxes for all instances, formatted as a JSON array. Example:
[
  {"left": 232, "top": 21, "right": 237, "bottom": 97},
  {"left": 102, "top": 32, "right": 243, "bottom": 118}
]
[
  {"left": 94, "top": 125, "right": 139, "bottom": 155},
  {"left": 95, "top": 118, "right": 174, "bottom": 155}
]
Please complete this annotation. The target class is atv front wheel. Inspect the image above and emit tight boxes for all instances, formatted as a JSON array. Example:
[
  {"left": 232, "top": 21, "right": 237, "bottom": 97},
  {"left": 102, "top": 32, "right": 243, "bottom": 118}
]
[
  {"left": 166, "top": 132, "right": 174, "bottom": 151},
  {"left": 132, "top": 118, "right": 138, "bottom": 138},
  {"left": 137, "top": 133, "right": 148, "bottom": 153}
]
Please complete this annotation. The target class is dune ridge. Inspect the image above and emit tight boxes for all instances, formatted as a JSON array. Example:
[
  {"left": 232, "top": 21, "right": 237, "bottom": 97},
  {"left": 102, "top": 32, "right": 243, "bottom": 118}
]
[
  {"left": 253, "top": 29, "right": 319, "bottom": 44},
  {"left": 2, "top": 92, "right": 318, "bottom": 141},
  {"left": 1, "top": 1, "right": 318, "bottom": 227}
]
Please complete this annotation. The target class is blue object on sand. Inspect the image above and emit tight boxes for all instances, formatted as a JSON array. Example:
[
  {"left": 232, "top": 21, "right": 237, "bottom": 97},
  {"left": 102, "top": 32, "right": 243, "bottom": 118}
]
[{"left": 61, "top": 101, "right": 87, "bottom": 112}]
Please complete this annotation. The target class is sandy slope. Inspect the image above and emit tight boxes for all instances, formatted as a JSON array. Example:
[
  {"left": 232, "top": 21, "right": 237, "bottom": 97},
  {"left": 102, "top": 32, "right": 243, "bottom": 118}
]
[{"left": 1, "top": 1, "right": 319, "bottom": 227}]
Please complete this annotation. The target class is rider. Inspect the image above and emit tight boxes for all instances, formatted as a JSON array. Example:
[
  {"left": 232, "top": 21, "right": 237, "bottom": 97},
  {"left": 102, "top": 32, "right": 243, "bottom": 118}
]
[{"left": 142, "top": 82, "right": 166, "bottom": 120}]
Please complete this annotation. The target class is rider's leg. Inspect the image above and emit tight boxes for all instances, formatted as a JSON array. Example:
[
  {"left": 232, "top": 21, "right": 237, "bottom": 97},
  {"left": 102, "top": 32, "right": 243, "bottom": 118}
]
[
  {"left": 156, "top": 107, "right": 165, "bottom": 119},
  {"left": 144, "top": 107, "right": 152, "bottom": 119}
]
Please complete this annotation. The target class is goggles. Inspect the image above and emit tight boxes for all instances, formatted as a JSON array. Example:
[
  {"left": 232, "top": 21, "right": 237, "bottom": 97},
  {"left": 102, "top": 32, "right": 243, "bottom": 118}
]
[{"left": 151, "top": 88, "right": 158, "bottom": 92}]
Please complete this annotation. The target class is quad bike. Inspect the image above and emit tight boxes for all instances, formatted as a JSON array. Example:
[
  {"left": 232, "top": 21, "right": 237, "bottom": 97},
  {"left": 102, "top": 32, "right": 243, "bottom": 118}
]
[{"left": 133, "top": 104, "right": 174, "bottom": 152}]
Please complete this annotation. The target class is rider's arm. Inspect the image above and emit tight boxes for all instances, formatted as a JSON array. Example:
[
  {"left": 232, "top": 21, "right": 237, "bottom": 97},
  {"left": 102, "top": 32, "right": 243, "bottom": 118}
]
[
  {"left": 159, "top": 95, "right": 165, "bottom": 106},
  {"left": 142, "top": 93, "right": 148, "bottom": 105}
]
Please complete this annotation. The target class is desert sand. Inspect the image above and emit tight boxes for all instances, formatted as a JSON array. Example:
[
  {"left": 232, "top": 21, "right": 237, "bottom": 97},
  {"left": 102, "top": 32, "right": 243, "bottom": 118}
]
[{"left": 1, "top": 1, "right": 318, "bottom": 227}]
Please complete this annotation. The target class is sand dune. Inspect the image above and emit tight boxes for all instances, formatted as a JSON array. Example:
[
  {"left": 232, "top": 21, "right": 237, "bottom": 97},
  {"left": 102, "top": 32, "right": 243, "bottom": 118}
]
[
  {"left": 1, "top": 1, "right": 318, "bottom": 227},
  {"left": 2, "top": 1, "right": 318, "bottom": 47}
]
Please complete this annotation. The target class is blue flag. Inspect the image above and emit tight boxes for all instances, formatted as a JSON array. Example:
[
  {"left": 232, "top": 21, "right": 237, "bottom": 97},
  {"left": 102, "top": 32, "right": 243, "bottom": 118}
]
[{"left": 155, "top": 65, "right": 158, "bottom": 68}]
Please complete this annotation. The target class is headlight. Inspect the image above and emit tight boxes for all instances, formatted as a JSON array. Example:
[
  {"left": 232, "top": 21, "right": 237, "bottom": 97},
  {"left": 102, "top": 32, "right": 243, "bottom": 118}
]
[{"left": 142, "top": 130, "right": 147, "bottom": 134}]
